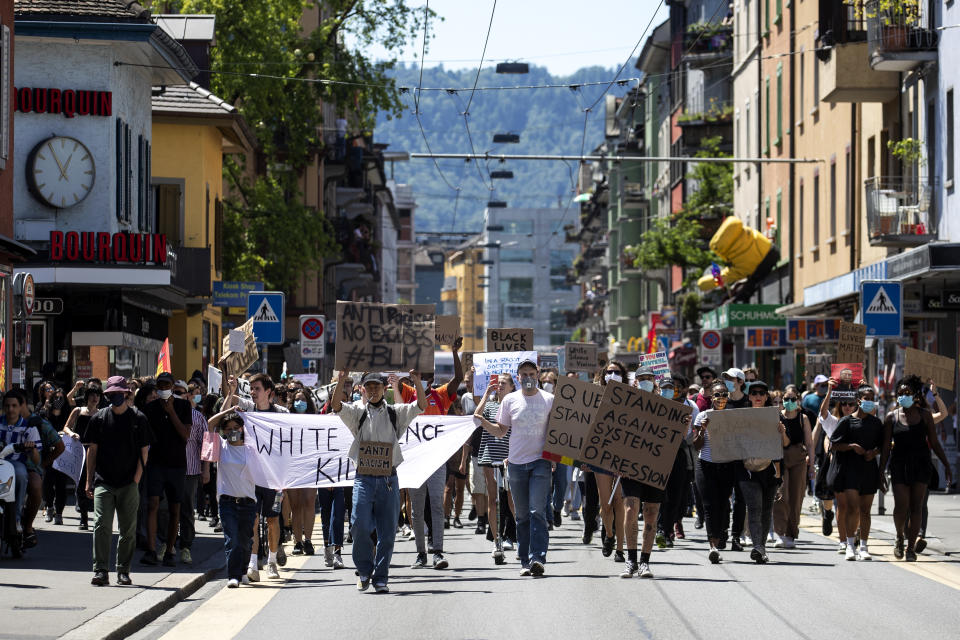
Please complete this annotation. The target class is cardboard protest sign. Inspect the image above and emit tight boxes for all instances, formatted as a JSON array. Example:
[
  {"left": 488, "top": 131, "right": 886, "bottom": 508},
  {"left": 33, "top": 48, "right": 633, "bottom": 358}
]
[
  {"left": 638, "top": 351, "right": 669, "bottom": 380},
  {"left": 334, "top": 302, "right": 436, "bottom": 373},
  {"left": 472, "top": 351, "right": 538, "bottom": 395},
  {"left": 837, "top": 322, "right": 867, "bottom": 365},
  {"left": 218, "top": 317, "right": 259, "bottom": 379},
  {"left": 903, "top": 347, "right": 956, "bottom": 391},
  {"left": 704, "top": 407, "right": 783, "bottom": 463},
  {"left": 228, "top": 330, "right": 245, "bottom": 353},
  {"left": 564, "top": 342, "right": 598, "bottom": 372},
  {"left": 435, "top": 315, "right": 460, "bottom": 346},
  {"left": 52, "top": 434, "right": 84, "bottom": 484},
  {"left": 356, "top": 442, "right": 394, "bottom": 476},
  {"left": 292, "top": 373, "right": 318, "bottom": 387},
  {"left": 207, "top": 365, "right": 223, "bottom": 395},
  {"left": 579, "top": 381, "right": 692, "bottom": 489},
  {"left": 831, "top": 363, "right": 864, "bottom": 400},
  {"left": 805, "top": 353, "right": 832, "bottom": 383},
  {"left": 486, "top": 328, "right": 533, "bottom": 352},
  {"left": 543, "top": 377, "right": 603, "bottom": 463}
]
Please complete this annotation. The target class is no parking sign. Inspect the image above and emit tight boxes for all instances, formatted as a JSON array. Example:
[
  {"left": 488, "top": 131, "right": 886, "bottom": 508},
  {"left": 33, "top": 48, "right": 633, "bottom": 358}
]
[
  {"left": 700, "top": 330, "right": 722, "bottom": 366},
  {"left": 300, "top": 315, "right": 326, "bottom": 359}
]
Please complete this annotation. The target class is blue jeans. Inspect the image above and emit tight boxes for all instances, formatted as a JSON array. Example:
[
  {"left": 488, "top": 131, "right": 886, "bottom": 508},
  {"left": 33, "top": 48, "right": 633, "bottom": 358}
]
[
  {"left": 351, "top": 473, "right": 401, "bottom": 583},
  {"left": 11, "top": 460, "right": 27, "bottom": 525},
  {"left": 318, "top": 487, "right": 345, "bottom": 547},
  {"left": 508, "top": 458, "right": 551, "bottom": 567},
  {"left": 219, "top": 496, "right": 257, "bottom": 580},
  {"left": 545, "top": 463, "right": 569, "bottom": 515}
]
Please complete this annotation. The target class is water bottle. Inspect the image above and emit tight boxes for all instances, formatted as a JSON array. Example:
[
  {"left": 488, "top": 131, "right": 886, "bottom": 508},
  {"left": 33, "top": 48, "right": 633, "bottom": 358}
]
[{"left": 272, "top": 490, "right": 284, "bottom": 513}]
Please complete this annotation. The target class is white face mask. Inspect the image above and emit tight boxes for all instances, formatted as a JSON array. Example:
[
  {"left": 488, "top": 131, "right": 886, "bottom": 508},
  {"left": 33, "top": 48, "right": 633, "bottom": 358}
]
[
  {"left": 604, "top": 373, "right": 622, "bottom": 384},
  {"left": 542, "top": 382, "right": 554, "bottom": 393},
  {"left": 156, "top": 389, "right": 173, "bottom": 400},
  {"left": 637, "top": 380, "right": 655, "bottom": 393}
]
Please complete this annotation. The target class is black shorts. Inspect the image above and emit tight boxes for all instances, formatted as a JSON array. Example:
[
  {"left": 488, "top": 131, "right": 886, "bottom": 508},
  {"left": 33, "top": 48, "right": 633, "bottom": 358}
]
[
  {"left": 146, "top": 465, "right": 185, "bottom": 504},
  {"left": 255, "top": 486, "right": 281, "bottom": 517},
  {"left": 620, "top": 478, "right": 665, "bottom": 504}
]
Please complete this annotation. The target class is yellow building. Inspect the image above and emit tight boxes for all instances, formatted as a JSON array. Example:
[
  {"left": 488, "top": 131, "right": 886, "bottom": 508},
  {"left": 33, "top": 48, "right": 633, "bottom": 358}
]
[
  {"left": 152, "top": 82, "right": 255, "bottom": 380},
  {"left": 443, "top": 244, "right": 485, "bottom": 353}
]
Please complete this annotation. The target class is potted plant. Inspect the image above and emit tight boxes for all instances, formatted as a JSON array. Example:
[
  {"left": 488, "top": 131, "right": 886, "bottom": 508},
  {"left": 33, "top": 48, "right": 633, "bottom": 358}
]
[{"left": 848, "top": 0, "right": 921, "bottom": 50}]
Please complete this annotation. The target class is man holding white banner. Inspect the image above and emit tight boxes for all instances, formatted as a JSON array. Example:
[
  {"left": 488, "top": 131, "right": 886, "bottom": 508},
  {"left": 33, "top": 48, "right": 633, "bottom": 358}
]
[{"left": 331, "top": 369, "right": 427, "bottom": 594}]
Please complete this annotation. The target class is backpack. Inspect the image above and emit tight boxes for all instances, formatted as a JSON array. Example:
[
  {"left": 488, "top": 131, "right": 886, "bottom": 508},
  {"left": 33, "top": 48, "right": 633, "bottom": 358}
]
[{"left": 357, "top": 405, "right": 398, "bottom": 433}]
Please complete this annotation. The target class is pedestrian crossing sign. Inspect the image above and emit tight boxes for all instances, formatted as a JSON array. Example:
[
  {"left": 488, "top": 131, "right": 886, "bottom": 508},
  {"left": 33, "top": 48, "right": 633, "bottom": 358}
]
[
  {"left": 859, "top": 280, "right": 902, "bottom": 338},
  {"left": 247, "top": 291, "right": 285, "bottom": 344}
]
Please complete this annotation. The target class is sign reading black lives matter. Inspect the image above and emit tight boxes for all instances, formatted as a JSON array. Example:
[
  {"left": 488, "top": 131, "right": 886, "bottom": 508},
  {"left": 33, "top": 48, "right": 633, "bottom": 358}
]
[
  {"left": 335, "top": 302, "right": 435, "bottom": 373},
  {"left": 543, "top": 377, "right": 604, "bottom": 462},
  {"left": 486, "top": 328, "right": 533, "bottom": 352},
  {"left": 579, "top": 380, "right": 691, "bottom": 489}
]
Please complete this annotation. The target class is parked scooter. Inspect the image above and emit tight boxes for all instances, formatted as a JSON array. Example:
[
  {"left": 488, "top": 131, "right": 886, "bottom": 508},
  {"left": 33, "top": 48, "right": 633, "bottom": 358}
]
[{"left": 0, "top": 443, "right": 23, "bottom": 558}]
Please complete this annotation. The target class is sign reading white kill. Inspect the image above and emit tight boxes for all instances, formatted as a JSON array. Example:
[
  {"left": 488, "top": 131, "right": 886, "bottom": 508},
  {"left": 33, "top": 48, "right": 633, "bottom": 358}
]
[
  {"left": 704, "top": 406, "right": 783, "bottom": 463},
  {"left": 579, "top": 380, "right": 691, "bottom": 489},
  {"left": 564, "top": 342, "right": 598, "bottom": 372},
  {"left": 543, "top": 376, "right": 603, "bottom": 462},
  {"left": 471, "top": 351, "right": 538, "bottom": 395},
  {"left": 335, "top": 302, "right": 435, "bottom": 373},
  {"left": 486, "top": 328, "right": 533, "bottom": 352}
]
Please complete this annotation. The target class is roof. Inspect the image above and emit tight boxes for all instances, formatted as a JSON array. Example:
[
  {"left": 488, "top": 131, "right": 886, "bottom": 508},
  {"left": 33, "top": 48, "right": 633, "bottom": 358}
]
[
  {"left": 154, "top": 14, "right": 215, "bottom": 43},
  {"left": 152, "top": 82, "right": 236, "bottom": 116},
  {"left": 14, "top": 0, "right": 151, "bottom": 21}
]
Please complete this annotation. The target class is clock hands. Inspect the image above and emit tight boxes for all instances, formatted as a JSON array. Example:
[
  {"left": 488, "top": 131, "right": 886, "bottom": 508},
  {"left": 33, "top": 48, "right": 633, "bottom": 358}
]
[
  {"left": 47, "top": 142, "right": 68, "bottom": 181},
  {"left": 63, "top": 153, "right": 73, "bottom": 174}
]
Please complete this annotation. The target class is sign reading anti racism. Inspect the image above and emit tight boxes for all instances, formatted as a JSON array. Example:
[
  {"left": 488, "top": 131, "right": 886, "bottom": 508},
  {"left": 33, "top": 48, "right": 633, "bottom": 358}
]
[{"left": 335, "top": 302, "right": 435, "bottom": 373}]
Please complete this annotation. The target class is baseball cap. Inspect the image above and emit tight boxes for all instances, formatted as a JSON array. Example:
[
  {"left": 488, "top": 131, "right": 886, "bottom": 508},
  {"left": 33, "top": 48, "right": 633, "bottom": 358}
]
[
  {"left": 723, "top": 367, "right": 745, "bottom": 381},
  {"left": 104, "top": 376, "right": 129, "bottom": 394},
  {"left": 360, "top": 372, "right": 384, "bottom": 386},
  {"left": 174, "top": 379, "right": 189, "bottom": 392},
  {"left": 516, "top": 359, "right": 539, "bottom": 373},
  {"left": 156, "top": 372, "right": 174, "bottom": 384},
  {"left": 636, "top": 366, "right": 656, "bottom": 378},
  {"left": 813, "top": 374, "right": 829, "bottom": 385},
  {"left": 659, "top": 376, "right": 675, "bottom": 388}
]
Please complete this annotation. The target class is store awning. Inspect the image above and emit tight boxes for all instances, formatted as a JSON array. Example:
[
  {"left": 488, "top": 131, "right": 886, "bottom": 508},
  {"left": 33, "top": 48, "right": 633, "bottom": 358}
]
[
  {"left": 886, "top": 243, "right": 960, "bottom": 281},
  {"left": 15, "top": 265, "right": 170, "bottom": 286}
]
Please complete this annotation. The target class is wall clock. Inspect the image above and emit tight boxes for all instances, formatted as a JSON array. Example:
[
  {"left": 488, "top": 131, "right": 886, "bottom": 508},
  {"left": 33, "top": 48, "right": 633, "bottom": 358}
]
[{"left": 27, "top": 136, "right": 95, "bottom": 208}]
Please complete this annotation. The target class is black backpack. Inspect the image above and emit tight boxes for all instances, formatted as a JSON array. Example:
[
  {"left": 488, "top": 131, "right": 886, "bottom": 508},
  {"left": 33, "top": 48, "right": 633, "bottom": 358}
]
[{"left": 357, "top": 405, "right": 397, "bottom": 432}]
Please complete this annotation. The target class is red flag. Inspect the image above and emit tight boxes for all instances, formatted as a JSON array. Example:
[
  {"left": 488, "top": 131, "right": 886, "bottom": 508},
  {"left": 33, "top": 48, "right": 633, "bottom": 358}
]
[{"left": 156, "top": 338, "right": 171, "bottom": 377}]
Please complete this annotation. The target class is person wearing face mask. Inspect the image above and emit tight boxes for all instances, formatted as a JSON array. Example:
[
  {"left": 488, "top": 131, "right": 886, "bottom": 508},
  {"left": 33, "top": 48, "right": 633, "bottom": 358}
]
[
  {"left": 589, "top": 361, "right": 629, "bottom": 562},
  {"left": 719, "top": 368, "right": 749, "bottom": 552},
  {"left": 173, "top": 380, "right": 208, "bottom": 567},
  {"left": 773, "top": 384, "right": 814, "bottom": 550},
  {"left": 655, "top": 375, "right": 699, "bottom": 549},
  {"left": 487, "top": 359, "right": 556, "bottom": 577},
  {"left": 879, "top": 376, "right": 953, "bottom": 562},
  {"left": 695, "top": 367, "right": 717, "bottom": 411},
  {"left": 692, "top": 380, "right": 736, "bottom": 564},
  {"left": 474, "top": 373, "right": 518, "bottom": 556},
  {"left": 286, "top": 390, "right": 319, "bottom": 559},
  {"left": 206, "top": 410, "right": 257, "bottom": 588},
  {"left": 141, "top": 372, "right": 193, "bottom": 568},
  {"left": 829, "top": 384, "right": 885, "bottom": 561},
  {"left": 332, "top": 369, "right": 427, "bottom": 593},
  {"left": 802, "top": 374, "right": 830, "bottom": 421},
  {"left": 85, "top": 377, "right": 153, "bottom": 586},
  {"left": 811, "top": 377, "right": 858, "bottom": 554}
]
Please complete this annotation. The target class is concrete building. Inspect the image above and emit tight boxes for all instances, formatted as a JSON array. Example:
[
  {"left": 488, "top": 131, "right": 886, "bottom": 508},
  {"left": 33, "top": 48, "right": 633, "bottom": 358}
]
[
  {"left": 442, "top": 240, "right": 485, "bottom": 353},
  {"left": 732, "top": 0, "right": 760, "bottom": 234},
  {"left": 481, "top": 207, "right": 580, "bottom": 349},
  {"left": 389, "top": 179, "right": 417, "bottom": 304}
]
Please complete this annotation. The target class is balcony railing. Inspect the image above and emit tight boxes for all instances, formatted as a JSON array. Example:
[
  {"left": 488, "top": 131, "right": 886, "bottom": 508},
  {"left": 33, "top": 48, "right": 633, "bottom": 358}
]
[
  {"left": 866, "top": 1, "right": 937, "bottom": 71},
  {"left": 682, "top": 26, "right": 732, "bottom": 59},
  {"left": 865, "top": 176, "right": 937, "bottom": 247}
]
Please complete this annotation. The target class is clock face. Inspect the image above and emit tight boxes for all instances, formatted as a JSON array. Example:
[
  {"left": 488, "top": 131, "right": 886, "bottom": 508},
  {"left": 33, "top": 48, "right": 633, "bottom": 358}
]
[{"left": 28, "top": 136, "right": 96, "bottom": 208}]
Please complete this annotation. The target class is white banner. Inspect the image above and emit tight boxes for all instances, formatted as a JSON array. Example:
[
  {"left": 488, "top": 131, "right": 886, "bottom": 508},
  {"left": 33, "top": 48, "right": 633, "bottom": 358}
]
[
  {"left": 53, "top": 434, "right": 85, "bottom": 484},
  {"left": 240, "top": 413, "right": 476, "bottom": 489},
  {"left": 472, "top": 351, "right": 538, "bottom": 395}
]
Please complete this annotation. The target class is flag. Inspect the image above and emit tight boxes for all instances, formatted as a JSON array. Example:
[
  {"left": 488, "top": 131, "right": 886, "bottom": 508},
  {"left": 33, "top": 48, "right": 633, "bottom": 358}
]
[
  {"left": 647, "top": 324, "right": 657, "bottom": 354},
  {"left": 710, "top": 262, "right": 724, "bottom": 288},
  {"left": 156, "top": 338, "right": 171, "bottom": 377}
]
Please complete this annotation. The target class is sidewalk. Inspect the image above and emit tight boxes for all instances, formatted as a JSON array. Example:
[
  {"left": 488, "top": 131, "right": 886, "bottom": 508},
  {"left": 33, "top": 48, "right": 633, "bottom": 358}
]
[{"left": 0, "top": 506, "right": 225, "bottom": 640}]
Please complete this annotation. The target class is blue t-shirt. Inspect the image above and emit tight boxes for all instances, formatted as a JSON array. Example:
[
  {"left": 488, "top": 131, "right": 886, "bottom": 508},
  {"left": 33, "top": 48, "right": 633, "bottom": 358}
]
[
  {"left": 802, "top": 392, "right": 825, "bottom": 416},
  {"left": 0, "top": 416, "right": 41, "bottom": 464}
]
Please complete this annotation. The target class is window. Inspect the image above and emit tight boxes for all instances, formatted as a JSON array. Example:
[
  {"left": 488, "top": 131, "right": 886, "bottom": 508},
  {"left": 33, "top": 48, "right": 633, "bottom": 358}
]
[
  {"left": 948, "top": 89, "right": 955, "bottom": 185},
  {"left": 500, "top": 278, "right": 532, "bottom": 303},
  {"left": 476, "top": 300, "right": 483, "bottom": 314},
  {"left": 845, "top": 149, "right": 852, "bottom": 246},
  {"left": 745, "top": 101, "right": 751, "bottom": 155},
  {"left": 813, "top": 171, "right": 820, "bottom": 253},
  {"left": 799, "top": 49, "right": 805, "bottom": 118},
  {"left": 764, "top": 77, "right": 770, "bottom": 154},
  {"left": 776, "top": 188, "right": 782, "bottom": 250},
  {"left": 154, "top": 182, "right": 183, "bottom": 246},
  {"left": 0, "top": 25, "right": 10, "bottom": 169},
  {"left": 501, "top": 220, "right": 533, "bottom": 235},
  {"left": 829, "top": 159, "right": 837, "bottom": 249},
  {"left": 775, "top": 0, "right": 782, "bottom": 25},
  {"left": 550, "top": 334, "right": 567, "bottom": 347},
  {"left": 735, "top": 112, "right": 741, "bottom": 159},
  {"left": 551, "top": 277, "right": 572, "bottom": 291},
  {"left": 764, "top": 197, "right": 770, "bottom": 234},
  {"left": 798, "top": 180, "right": 804, "bottom": 259},
  {"left": 776, "top": 63, "right": 783, "bottom": 145},
  {"left": 550, "top": 310, "right": 566, "bottom": 331},
  {"left": 506, "top": 305, "right": 534, "bottom": 319},
  {"left": 813, "top": 55, "right": 820, "bottom": 109},
  {"left": 115, "top": 119, "right": 124, "bottom": 221},
  {"left": 550, "top": 250, "right": 574, "bottom": 275},
  {"left": 214, "top": 197, "right": 223, "bottom": 272},
  {"left": 500, "top": 249, "right": 533, "bottom": 263},
  {"left": 764, "top": 0, "right": 770, "bottom": 33}
]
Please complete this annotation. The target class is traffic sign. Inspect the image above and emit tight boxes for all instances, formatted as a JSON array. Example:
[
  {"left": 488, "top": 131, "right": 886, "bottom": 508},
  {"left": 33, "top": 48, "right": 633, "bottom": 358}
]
[
  {"left": 23, "top": 274, "right": 35, "bottom": 317},
  {"left": 299, "top": 315, "right": 326, "bottom": 359},
  {"left": 860, "top": 280, "right": 902, "bottom": 338},
  {"left": 247, "top": 291, "right": 285, "bottom": 344},
  {"left": 700, "top": 329, "right": 722, "bottom": 366}
]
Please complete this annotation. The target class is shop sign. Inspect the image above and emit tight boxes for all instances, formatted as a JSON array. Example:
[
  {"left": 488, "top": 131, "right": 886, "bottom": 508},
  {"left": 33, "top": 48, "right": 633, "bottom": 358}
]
[
  {"left": 942, "top": 290, "right": 960, "bottom": 310},
  {"left": 702, "top": 303, "right": 785, "bottom": 330},
  {"left": 49, "top": 231, "right": 168, "bottom": 265},
  {"left": 786, "top": 317, "right": 842, "bottom": 344},
  {"left": 14, "top": 87, "right": 112, "bottom": 118},
  {"left": 745, "top": 327, "right": 788, "bottom": 350}
]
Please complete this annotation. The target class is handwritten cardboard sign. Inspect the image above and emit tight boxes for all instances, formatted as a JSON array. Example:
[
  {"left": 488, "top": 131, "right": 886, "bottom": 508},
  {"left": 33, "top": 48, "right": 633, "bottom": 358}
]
[
  {"left": 579, "top": 380, "right": 691, "bottom": 489},
  {"left": 705, "top": 407, "right": 783, "bottom": 463},
  {"left": 903, "top": 347, "right": 956, "bottom": 391},
  {"left": 472, "top": 351, "right": 538, "bottom": 395},
  {"left": 831, "top": 363, "right": 864, "bottom": 400},
  {"left": 543, "top": 377, "right": 603, "bottom": 461},
  {"left": 564, "top": 342, "right": 598, "bottom": 372},
  {"left": 487, "top": 328, "right": 533, "bottom": 352},
  {"left": 218, "top": 317, "right": 259, "bottom": 379},
  {"left": 52, "top": 434, "right": 84, "bottom": 484},
  {"left": 805, "top": 353, "right": 832, "bottom": 383},
  {"left": 638, "top": 351, "right": 670, "bottom": 381},
  {"left": 435, "top": 315, "right": 460, "bottom": 346},
  {"left": 837, "top": 322, "right": 867, "bottom": 365},
  {"left": 356, "top": 441, "right": 394, "bottom": 476},
  {"left": 334, "top": 302, "right": 435, "bottom": 373}
]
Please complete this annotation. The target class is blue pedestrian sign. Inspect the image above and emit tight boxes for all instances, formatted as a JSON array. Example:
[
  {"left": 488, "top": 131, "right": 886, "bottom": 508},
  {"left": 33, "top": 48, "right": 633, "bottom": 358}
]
[
  {"left": 247, "top": 291, "right": 285, "bottom": 344},
  {"left": 859, "top": 280, "right": 902, "bottom": 338}
]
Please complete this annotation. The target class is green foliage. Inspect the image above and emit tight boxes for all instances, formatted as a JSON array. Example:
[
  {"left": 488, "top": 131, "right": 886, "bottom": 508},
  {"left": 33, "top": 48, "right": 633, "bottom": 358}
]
[
  {"left": 160, "top": 0, "right": 430, "bottom": 290},
  {"left": 624, "top": 137, "right": 731, "bottom": 287},
  {"left": 887, "top": 138, "right": 925, "bottom": 166},
  {"left": 679, "top": 291, "right": 702, "bottom": 328}
]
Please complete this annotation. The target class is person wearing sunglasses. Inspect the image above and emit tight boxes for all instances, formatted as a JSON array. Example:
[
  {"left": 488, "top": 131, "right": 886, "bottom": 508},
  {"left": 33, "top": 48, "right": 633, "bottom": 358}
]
[
  {"left": 812, "top": 377, "right": 858, "bottom": 555},
  {"left": 692, "top": 380, "right": 738, "bottom": 564},
  {"left": 773, "top": 384, "right": 814, "bottom": 550},
  {"left": 829, "top": 384, "right": 884, "bottom": 561},
  {"left": 694, "top": 367, "right": 717, "bottom": 411},
  {"left": 587, "top": 361, "right": 629, "bottom": 562}
]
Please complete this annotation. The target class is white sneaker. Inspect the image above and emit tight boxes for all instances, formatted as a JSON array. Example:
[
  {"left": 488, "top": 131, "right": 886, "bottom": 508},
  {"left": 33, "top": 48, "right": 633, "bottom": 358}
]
[
  {"left": 333, "top": 551, "right": 344, "bottom": 569},
  {"left": 767, "top": 532, "right": 776, "bottom": 544},
  {"left": 247, "top": 565, "right": 260, "bottom": 582},
  {"left": 502, "top": 539, "right": 514, "bottom": 550},
  {"left": 324, "top": 545, "right": 334, "bottom": 567},
  {"left": 838, "top": 542, "right": 848, "bottom": 555},
  {"left": 845, "top": 545, "right": 857, "bottom": 561},
  {"left": 267, "top": 562, "right": 280, "bottom": 579},
  {"left": 858, "top": 546, "right": 872, "bottom": 561},
  {"left": 774, "top": 536, "right": 786, "bottom": 549},
  {"left": 227, "top": 578, "right": 240, "bottom": 588},
  {"left": 783, "top": 536, "right": 796, "bottom": 549},
  {"left": 400, "top": 525, "right": 411, "bottom": 538}
]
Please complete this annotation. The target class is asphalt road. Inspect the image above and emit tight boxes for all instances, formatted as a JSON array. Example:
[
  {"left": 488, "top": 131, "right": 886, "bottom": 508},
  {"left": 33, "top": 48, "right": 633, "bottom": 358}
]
[{"left": 133, "top": 501, "right": 960, "bottom": 640}]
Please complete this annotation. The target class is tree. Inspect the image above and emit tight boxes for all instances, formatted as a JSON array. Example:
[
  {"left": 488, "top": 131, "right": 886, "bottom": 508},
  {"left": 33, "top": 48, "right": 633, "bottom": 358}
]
[
  {"left": 161, "top": 0, "right": 433, "bottom": 291},
  {"left": 623, "top": 136, "right": 731, "bottom": 287}
]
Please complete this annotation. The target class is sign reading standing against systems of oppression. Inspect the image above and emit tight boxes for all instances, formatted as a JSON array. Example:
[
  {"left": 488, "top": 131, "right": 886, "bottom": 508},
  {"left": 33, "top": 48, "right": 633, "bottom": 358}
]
[
  {"left": 335, "top": 302, "right": 435, "bottom": 373},
  {"left": 837, "top": 322, "right": 867, "bottom": 365},
  {"left": 704, "top": 407, "right": 783, "bottom": 463},
  {"left": 579, "top": 380, "right": 692, "bottom": 489},
  {"left": 487, "top": 328, "right": 533, "bottom": 352},
  {"left": 218, "top": 317, "right": 259, "bottom": 379},
  {"left": 564, "top": 342, "right": 598, "bottom": 372},
  {"left": 543, "top": 376, "right": 603, "bottom": 462},
  {"left": 903, "top": 347, "right": 956, "bottom": 391},
  {"left": 435, "top": 315, "right": 460, "bottom": 346}
]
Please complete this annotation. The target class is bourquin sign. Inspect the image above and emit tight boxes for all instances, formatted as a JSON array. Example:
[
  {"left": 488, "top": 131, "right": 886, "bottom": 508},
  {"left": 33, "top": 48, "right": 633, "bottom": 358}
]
[{"left": 48, "top": 230, "right": 168, "bottom": 265}]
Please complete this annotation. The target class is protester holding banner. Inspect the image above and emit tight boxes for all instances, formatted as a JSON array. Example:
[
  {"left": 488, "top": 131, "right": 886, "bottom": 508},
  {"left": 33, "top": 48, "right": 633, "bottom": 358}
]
[
  {"left": 773, "top": 383, "right": 814, "bottom": 550},
  {"left": 812, "top": 378, "right": 857, "bottom": 553},
  {"left": 879, "top": 376, "right": 953, "bottom": 562},
  {"left": 474, "top": 373, "right": 517, "bottom": 555},
  {"left": 692, "top": 380, "right": 737, "bottom": 564},
  {"left": 591, "top": 361, "right": 629, "bottom": 562},
  {"left": 657, "top": 374, "right": 698, "bottom": 547},
  {"left": 287, "top": 389, "right": 320, "bottom": 559},
  {"left": 491, "top": 359, "right": 555, "bottom": 576},
  {"left": 63, "top": 386, "right": 101, "bottom": 530},
  {"left": 317, "top": 377, "right": 348, "bottom": 569},
  {"left": 331, "top": 368, "right": 427, "bottom": 593},
  {"left": 829, "top": 384, "right": 884, "bottom": 561}
]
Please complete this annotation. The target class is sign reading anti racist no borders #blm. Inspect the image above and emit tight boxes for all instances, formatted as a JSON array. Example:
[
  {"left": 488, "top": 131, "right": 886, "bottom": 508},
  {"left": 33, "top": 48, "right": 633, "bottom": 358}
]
[
  {"left": 579, "top": 380, "right": 691, "bottom": 489},
  {"left": 543, "top": 376, "right": 603, "bottom": 462},
  {"left": 335, "top": 301, "right": 436, "bottom": 373}
]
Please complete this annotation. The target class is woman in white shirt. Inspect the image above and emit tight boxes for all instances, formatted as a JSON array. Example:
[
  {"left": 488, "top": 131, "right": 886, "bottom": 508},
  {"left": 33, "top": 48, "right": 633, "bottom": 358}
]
[{"left": 811, "top": 379, "right": 858, "bottom": 554}]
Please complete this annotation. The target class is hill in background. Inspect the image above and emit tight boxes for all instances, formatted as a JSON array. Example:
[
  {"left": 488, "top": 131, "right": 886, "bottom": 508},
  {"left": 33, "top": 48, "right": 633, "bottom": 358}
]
[{"left": 375, "top": 64, "right": 619, "bottom": 232}]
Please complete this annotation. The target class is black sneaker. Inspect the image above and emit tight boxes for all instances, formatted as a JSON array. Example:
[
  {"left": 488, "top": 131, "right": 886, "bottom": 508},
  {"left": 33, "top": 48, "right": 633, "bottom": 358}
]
[
  {"left": 731, "top": 538, "right": 744, "bottom": 552},
  {"left": 162, "top": 553, "right": 176, "bottom": 567},
  {"left": 553, "top": 510, "right": 562, "bottom": 528},
  {"left": 292, "top": 541, "right": 304, "bottom": 555},
  {"left": 303, "top": 540, "right": 315, "bottom": 556},
  {"left": 613, "top": 550, "right": 625, "bottom": 563},
  {"left": 486, "top": 526, "right": 494, "bottom": 542},
  {"left": 822, "top": 510, "right": 834, "bottom": 537},
  {"left": 453, "top": 517, "right": 463, "bottom": 529},
  {"left": 443, "top": 518, "right": 450, "bottom": 530},
  {"left": 117, "top": 572, "right": 132, "bottom": 585},
  {"left": 277, "top": 546, "right": 287, "bottom": 567},
  {"left": 894, "top": 537, "right": 905, "bottom": 559},
  {"left": 905, "top": 548, "right": 917, "bottom": 562},
  {"left": 91, "top": 570, "right": 109, "bottom": 586},
  {"left": 411, "top": 552, "right": 428, "bottom": 569},
  {"left": 475, "top": 522, "right": 486, "bottom": 535},
  {"left": 708, "top": 548, "right": 721, "bottom": 564},
  {"left": 915, "top": 538, "right": 927, "bottom": 554},
  {"left": 141, "top": 550, "right": 159, "bottom": 566},
  {"left": 694, "top": 518, "right": 704, "bottom": 530},
  {"left": 529, "top": 560, "right": 544, "bottom": 576},
  {"left": 468, "top": 506, "right": 477, "bottom": 521},
  {"left": 433, "top": 553, "right": 449, "bottom": 569},
  {"left": 620, "top": 560, "right": 638, "bottom": 578},
  {"left": 601, "top": 536, "right": 615, "bottom": 557},
  {"left": 750, "top": 548, "right": 764, "bottom": 564}
]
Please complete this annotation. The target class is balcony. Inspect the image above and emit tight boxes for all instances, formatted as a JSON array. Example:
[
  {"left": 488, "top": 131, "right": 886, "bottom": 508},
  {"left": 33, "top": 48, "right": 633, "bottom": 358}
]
[
  {"left": 866, "top": 2, "right": 937, "bottom": 72},
  {"left": 170, "top": 246, "right": 212, "bottom": 298},
  {"left": 821, "top": 41, "right": 899, "bottom": 103},
  {"left": 865, "top": 176, "right": 937, "bottom": 247},
  {"left": 681, "top": 25, "right": 732, "bottom": 63}
]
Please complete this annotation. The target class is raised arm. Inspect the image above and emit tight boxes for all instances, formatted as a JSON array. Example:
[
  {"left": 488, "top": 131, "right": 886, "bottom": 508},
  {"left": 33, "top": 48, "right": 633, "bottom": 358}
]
[
  {"left": 330, "top": 370, "right": 350, "bottom": 414},
  {"left": 410, "top": 370, "right": 428, "bottom": 412},
  {"left": 445, "top": 336, "right": 464, "bottom": 397},
  {"left": 818, "top": 379, "right": 835, "bottom": 420}
]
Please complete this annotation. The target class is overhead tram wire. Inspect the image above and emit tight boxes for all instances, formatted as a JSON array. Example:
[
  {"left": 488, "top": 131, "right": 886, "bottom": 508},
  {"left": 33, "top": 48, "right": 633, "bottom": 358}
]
[{"left": 408, "top": 152, "right": 822, "bottom": 164}]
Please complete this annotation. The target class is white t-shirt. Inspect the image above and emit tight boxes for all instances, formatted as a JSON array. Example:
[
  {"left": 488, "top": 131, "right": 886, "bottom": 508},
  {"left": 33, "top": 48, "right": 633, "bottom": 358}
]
[
  {"left": 217, "top": 439, "right": 256, "bottom": 499},
  {"left": 496, "top": 389, "right": 554, "bottom": 465},
  {"left": 818, "top": 412, "right": 840, "bottom": 439}
]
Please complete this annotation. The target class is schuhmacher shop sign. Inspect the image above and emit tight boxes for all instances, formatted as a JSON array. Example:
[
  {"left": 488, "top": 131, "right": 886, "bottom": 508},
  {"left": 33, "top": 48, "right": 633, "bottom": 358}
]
[
  {"left": 49, "top": 231, "right": 168, "bottom": 265},
  {"left": 14, "top": 87, "right": 113, "bottom": 118}
]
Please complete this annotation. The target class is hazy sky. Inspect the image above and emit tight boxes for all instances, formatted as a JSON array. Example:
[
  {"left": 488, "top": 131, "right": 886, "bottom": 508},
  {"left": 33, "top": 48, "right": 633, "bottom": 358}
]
[{"left": 361, "top": 0, "right": 670, "bottom": 76}]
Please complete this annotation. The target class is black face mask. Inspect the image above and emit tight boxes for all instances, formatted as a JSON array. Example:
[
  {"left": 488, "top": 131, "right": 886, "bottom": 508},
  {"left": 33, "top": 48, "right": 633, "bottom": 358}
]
[{"left": 368, "top": 399, "right": 385, "bottom": 408}]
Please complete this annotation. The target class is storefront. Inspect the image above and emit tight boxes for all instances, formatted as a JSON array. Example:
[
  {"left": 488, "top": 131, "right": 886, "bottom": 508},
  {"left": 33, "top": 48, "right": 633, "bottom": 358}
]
[{"left": 700, "top": 302, "right": 788, "bottom": 384}]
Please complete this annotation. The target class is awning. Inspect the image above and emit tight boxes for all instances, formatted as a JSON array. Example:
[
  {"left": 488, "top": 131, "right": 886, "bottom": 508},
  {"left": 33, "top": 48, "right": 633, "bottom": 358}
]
[
  {"left": 15, "top": 265, "right": 170, "bottom": 286},
  {"left": 886, "top": 243, "right": 960, "bottom": 281}
]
